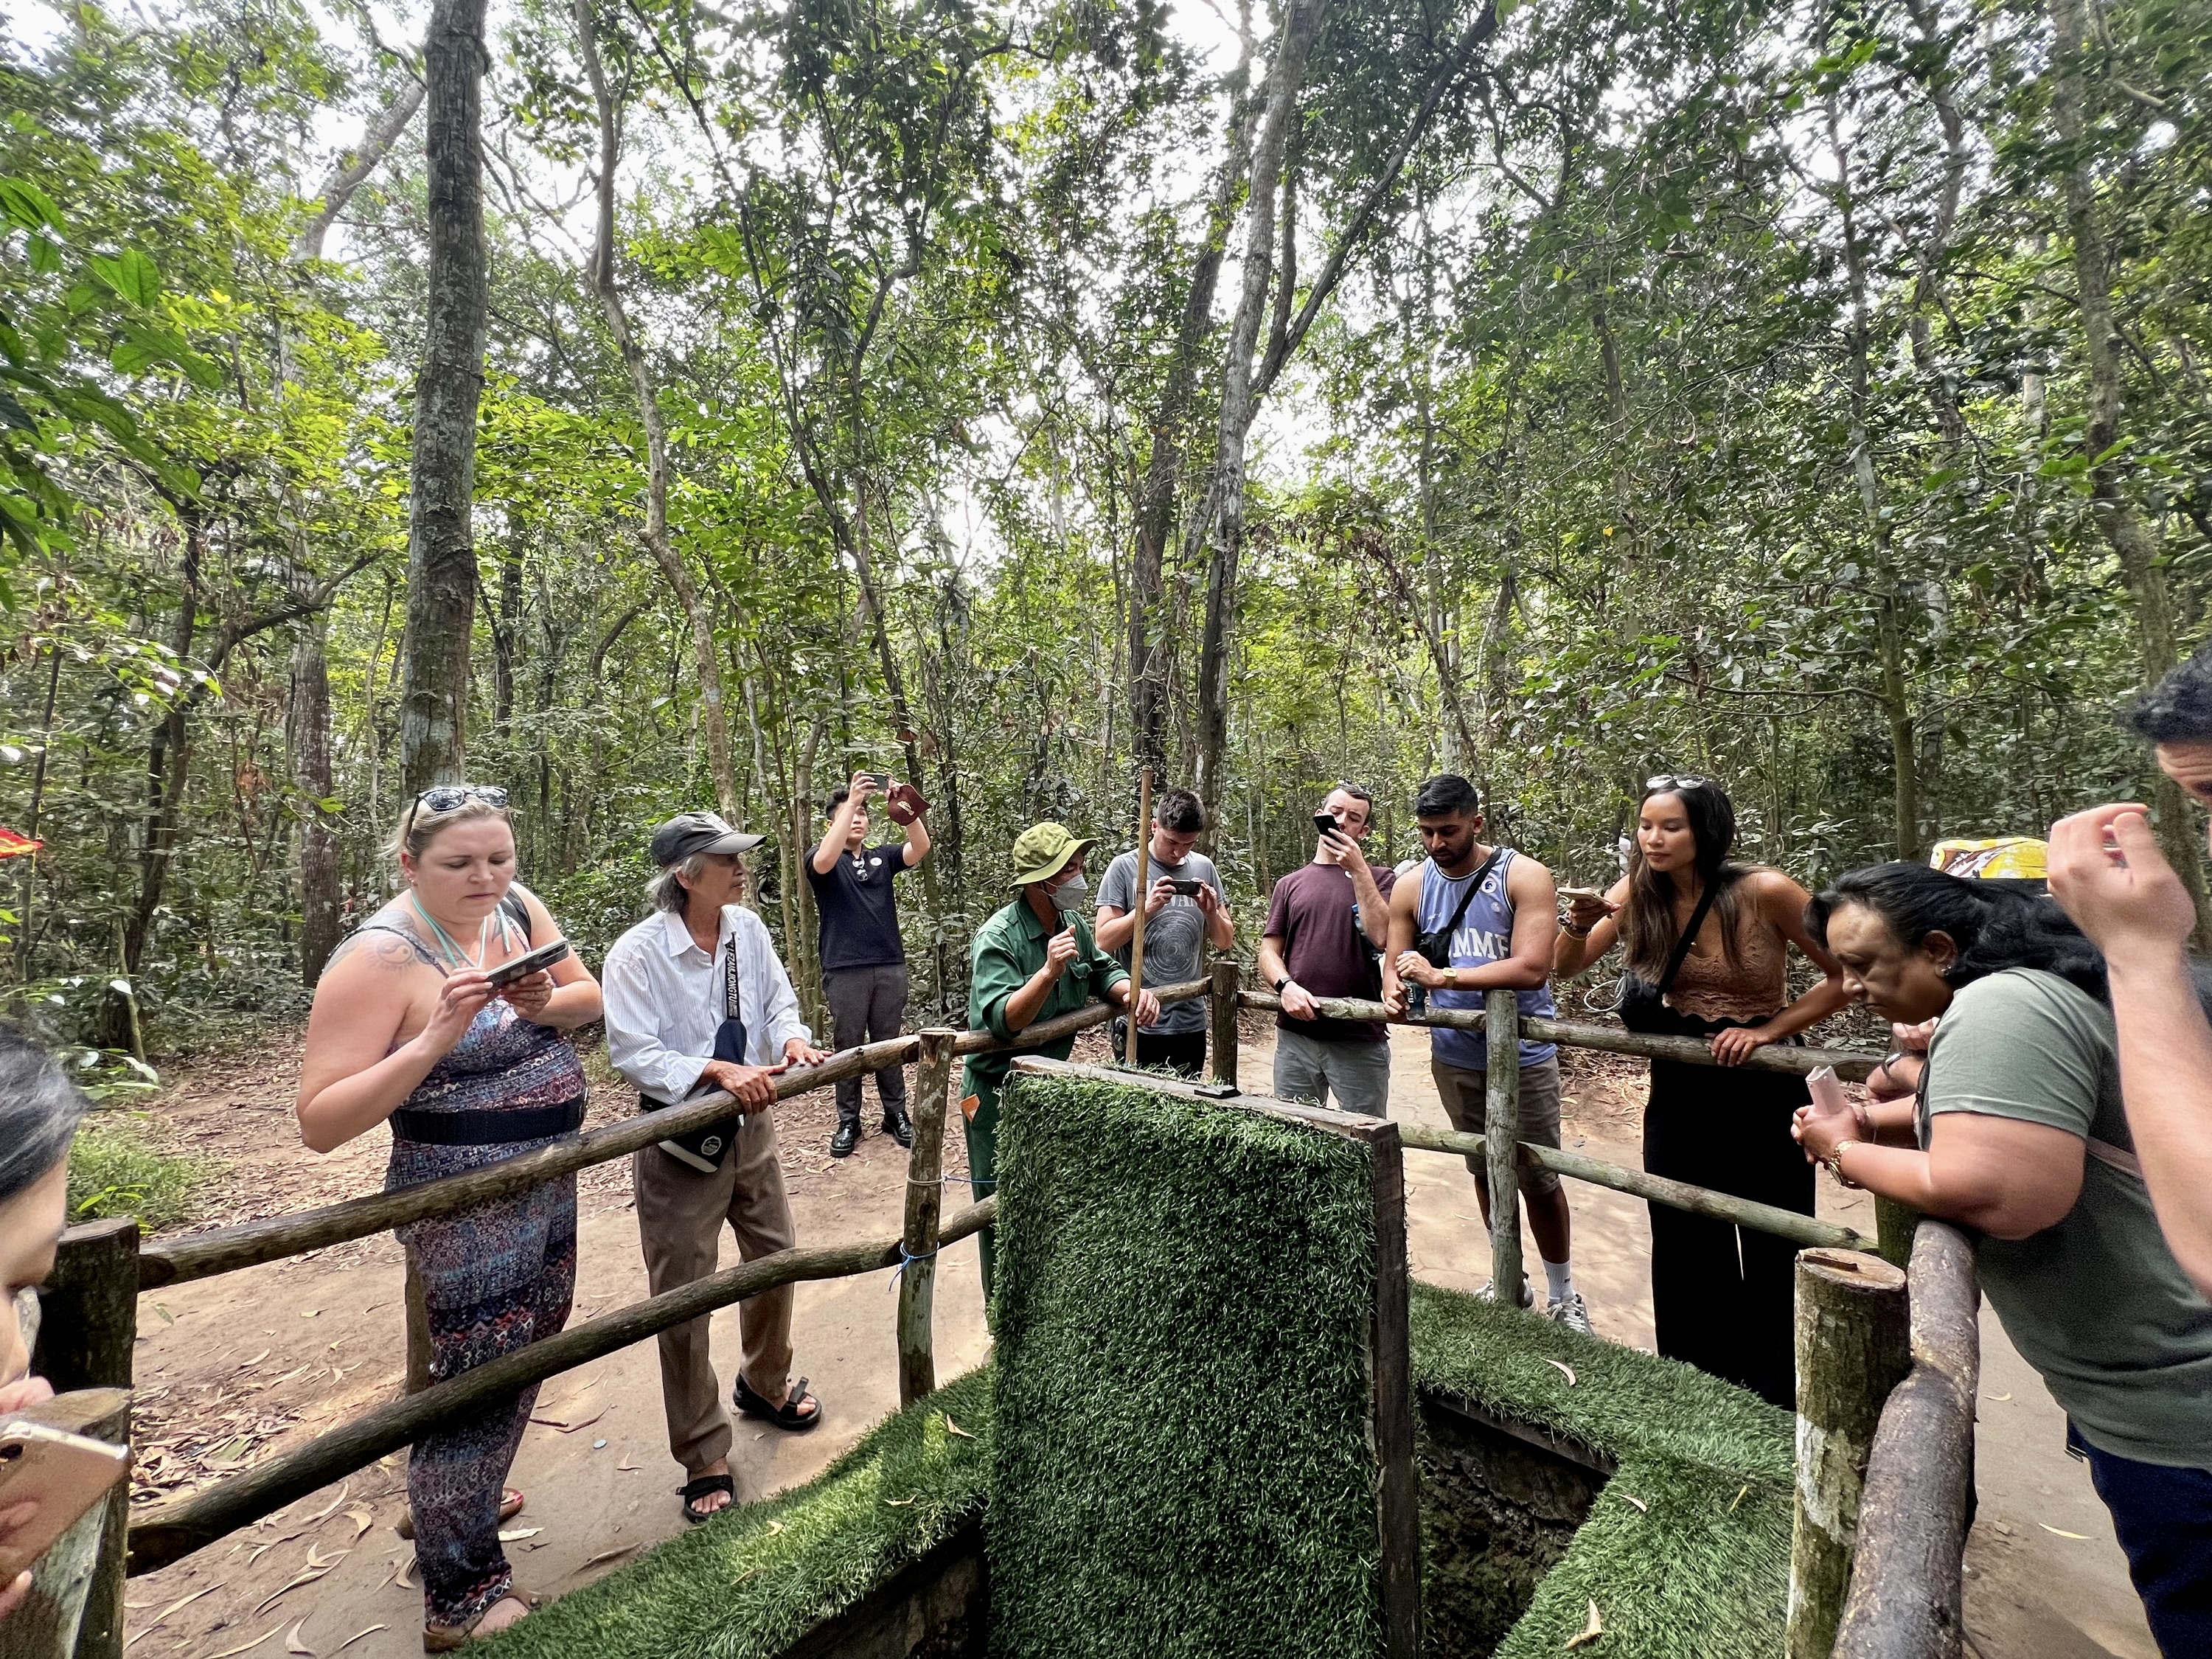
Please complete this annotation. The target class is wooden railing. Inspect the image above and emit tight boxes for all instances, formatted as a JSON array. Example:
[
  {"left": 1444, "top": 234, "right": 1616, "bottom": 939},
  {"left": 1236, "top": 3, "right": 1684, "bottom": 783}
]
[{"left": 36, "top": 958, "right": 1972, "bottom": 1659}]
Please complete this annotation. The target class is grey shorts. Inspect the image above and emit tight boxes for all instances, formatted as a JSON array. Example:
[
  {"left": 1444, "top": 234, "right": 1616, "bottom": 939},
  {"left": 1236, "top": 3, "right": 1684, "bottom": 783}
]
[
  {"left": 1430, "top": 1055, "right": 1564, "bottom": 1197},
  {"left": 1272, "top": 1026, "right": 1392, "bottom": 1116}
]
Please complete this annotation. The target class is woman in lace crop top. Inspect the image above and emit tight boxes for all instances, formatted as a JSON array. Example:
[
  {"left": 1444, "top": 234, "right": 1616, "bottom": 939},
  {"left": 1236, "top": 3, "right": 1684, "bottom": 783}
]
[{"left": 1551, "top": 776, "right": 1849, "bottom": 1408}]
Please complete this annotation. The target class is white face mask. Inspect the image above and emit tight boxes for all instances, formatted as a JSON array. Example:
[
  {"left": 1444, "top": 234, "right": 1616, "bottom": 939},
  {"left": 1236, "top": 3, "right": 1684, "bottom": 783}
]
[{"left": 1050, "top": 872, "right": 1090, "bottom": 915}]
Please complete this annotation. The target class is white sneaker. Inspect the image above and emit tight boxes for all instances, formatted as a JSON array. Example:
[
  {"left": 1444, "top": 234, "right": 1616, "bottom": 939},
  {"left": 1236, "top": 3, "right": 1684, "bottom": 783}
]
[
  {"left": 1547, "top": 1291, "right": 1593, "bottom": 1336},
  {"left": 1475, "top": 1276, "right": 1535, "bottom": 1310}
]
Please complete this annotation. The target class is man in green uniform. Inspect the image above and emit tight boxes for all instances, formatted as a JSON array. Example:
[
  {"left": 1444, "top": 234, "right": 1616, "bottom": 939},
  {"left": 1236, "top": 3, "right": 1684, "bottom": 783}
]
[{"left": 961, "top": 821, "right": 1161, "bottom": 1298}]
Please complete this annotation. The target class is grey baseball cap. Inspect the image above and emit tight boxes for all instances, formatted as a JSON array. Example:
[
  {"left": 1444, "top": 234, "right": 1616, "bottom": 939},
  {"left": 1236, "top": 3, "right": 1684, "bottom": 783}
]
[{"left": 649, "top": 811, "right": 765, "bottom": 866}]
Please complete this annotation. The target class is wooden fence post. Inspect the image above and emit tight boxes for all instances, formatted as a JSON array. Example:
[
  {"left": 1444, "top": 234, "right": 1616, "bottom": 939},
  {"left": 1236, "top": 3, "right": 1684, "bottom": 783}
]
[
  {"left": 1788, "top": 1247, "right": 1910, "bottom": 1659},
  {"left": 1209, "top": 958, "right": 1239, "bottom": 1089},
  {"left": 1874, "top": 1197, "right": 1917, "bottom": 1270},
  {"left": 898, "top": 1029, "right": 956, "bottom": 1406},
  {"left": 1483, "top": 988, "right": 1523, "bottom": 1304},
  {"left": 28, "top": 1217, "right": 138, "bottom": 1659}
]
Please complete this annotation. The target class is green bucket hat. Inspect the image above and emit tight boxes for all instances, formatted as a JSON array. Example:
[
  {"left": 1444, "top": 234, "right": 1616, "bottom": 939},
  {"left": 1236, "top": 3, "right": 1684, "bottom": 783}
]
[{"left": 1010, "top": 821, "right": 1095, "bottom": 886}]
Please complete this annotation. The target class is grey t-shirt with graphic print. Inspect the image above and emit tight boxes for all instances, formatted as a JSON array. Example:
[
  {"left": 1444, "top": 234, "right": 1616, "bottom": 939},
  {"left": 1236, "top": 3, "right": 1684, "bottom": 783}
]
[{"left": 1098, "top": 847, "right": 1225, "bottom": 1034}]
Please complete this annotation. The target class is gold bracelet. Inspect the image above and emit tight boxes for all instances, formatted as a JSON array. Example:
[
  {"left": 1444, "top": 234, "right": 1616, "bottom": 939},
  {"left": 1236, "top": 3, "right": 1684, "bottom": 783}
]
[{"left": 1826, "top": 1139, "right": 1865, "bottom": 1190}]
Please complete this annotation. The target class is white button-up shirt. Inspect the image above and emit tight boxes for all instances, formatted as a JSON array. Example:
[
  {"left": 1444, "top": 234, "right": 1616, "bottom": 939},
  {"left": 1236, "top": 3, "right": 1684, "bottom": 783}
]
[{"left": 602, "top": 905, "right": 813, "bottom": 1105}]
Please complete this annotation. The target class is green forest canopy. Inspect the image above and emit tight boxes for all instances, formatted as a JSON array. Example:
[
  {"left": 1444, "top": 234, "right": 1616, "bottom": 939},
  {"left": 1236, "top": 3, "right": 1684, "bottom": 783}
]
[{"left": 3, "top": 0, "right": 2208, "bottom": 1071}]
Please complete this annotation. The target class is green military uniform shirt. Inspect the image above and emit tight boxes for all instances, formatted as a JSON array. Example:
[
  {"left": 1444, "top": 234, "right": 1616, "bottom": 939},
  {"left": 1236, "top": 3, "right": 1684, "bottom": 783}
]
[{"left": 960, "top": 896, "right": 1128, "bottom": 1127}]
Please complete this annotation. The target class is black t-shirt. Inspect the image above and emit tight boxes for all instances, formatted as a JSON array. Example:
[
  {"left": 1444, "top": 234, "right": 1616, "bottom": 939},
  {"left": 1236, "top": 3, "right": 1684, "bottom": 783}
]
[{"left": 807, "top": 840, "right": 909, "bottom": 971}]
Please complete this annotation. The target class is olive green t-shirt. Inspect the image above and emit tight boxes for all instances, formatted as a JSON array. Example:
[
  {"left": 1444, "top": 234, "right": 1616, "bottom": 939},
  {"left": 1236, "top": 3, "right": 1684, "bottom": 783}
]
[{"left": 1920, "top": 969, "right": 2212, "bottom": 1467}]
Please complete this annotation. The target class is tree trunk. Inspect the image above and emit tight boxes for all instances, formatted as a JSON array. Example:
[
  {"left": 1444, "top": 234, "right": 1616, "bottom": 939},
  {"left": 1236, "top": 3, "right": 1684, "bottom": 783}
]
[
  {"left": 2049, "top": 0, "right": 2212, "bottom": 941},
  {"left": 575, "top": 0, "right": 740, "bottom": 818},
  {"left": 1830, "top": 100, "right": 1923, "bottom": 859},
  {"left": 396, "top": 0, "right": 492, "bottom": 799},
  {"left": 1129, "top": 83, "right": 1258, "bottom": 782},
  {"left": 293, "top": 72, "right": 426, "bottom": 262},
  {"left": 1189, "top": 0, "right": 1327, "bottom": 826},
  {"left": 289, "top": 599, "right": 340, "bottom": 985}
]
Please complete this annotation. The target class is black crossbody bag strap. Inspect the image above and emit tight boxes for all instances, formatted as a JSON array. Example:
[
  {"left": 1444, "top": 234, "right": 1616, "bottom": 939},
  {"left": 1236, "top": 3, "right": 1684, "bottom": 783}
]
[
  {"left": 1418, "top": 849, "right": 1505, "bottom": 966},
  {"left": 1655, "top": 880, "right": 1722, "bottom": 998}
]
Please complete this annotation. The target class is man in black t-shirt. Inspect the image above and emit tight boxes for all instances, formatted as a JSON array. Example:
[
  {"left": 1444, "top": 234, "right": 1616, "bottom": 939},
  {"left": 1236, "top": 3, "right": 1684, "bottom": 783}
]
[{"left": 809, "top": 772, "right": 933, "bottom": 1156}]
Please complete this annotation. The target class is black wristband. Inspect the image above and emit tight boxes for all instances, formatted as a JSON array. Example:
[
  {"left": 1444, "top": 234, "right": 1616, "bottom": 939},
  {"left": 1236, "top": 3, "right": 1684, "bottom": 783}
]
[{"left": 1272, "top": 975, "right": 1290, "bottom": 993}]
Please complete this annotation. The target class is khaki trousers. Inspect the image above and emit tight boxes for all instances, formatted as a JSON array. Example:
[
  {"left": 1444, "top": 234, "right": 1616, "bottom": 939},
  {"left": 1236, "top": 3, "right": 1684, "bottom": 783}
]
[{"left": 633, "top": 1109, "right": 796, "bottom": 1474}]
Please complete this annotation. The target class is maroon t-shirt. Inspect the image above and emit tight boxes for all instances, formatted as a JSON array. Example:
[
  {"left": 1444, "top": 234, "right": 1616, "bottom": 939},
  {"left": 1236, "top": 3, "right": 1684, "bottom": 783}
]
[{"left": 1262, "top": 860, "right": 1398, "bottom": 1044}]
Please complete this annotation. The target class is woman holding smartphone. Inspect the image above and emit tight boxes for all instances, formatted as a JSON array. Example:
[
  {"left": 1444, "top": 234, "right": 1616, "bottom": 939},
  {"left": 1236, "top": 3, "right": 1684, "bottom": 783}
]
[
  {"left": 296, "top": 786, "right": 600, "bottom": 1649},
  {"left": 1554, "top": 776, "right": 1848, "bottom": 1405}
]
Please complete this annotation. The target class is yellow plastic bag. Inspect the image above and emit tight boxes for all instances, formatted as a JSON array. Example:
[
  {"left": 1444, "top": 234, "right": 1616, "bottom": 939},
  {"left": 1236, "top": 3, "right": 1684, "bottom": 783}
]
[{"left": 1928, "top": 836, "right": 2048, "bottom": 881}]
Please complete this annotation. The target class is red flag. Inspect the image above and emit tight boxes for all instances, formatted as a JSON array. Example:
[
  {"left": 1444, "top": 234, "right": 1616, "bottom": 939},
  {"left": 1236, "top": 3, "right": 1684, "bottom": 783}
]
[{"left": 0, "top": 827, "right": 44, "bottom": 860}]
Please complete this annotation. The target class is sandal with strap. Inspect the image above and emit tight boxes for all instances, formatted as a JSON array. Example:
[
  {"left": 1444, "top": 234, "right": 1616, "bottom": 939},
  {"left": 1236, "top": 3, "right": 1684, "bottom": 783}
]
[
  {"left": 679, "top": 1471, "right": 736, "bottom": 1525},
  {"left": 423, "top": 1590, "right": 538, "bottom": 1651},
  {"left": 733, "top": 1374, "right": 822, "bottom": 1432},
  {"left": 398, "top": 1487, "right": 523, "bottom": 1542}
]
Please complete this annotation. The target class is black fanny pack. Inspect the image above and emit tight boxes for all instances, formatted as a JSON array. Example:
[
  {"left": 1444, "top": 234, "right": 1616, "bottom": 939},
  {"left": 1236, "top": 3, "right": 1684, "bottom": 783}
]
[
  {"left": 644, "top": 936, "right": 748, "bottom": 1174},
  {"left": 394, "top": 1096, "right": 585, "bottom": 1146},
  {"left": 1415, "top": 849, "right": 1503, "bottom": 970}
]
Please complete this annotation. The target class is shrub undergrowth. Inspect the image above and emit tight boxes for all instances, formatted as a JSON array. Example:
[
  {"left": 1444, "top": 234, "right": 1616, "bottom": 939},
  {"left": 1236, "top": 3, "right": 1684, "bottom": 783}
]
[{"left": 66, "top": 1116, "right": 216, "bottom": 1228}]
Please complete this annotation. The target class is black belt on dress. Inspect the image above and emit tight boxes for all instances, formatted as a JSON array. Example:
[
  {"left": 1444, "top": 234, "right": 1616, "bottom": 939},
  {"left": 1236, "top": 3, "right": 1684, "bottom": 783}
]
[{"left": 392, "top": 1096, "right": 585, "bottom": 1146}]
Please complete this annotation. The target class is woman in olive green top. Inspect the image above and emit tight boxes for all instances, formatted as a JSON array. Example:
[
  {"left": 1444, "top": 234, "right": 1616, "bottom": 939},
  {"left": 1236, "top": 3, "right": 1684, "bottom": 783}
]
[
  {"left": 1795, "top": 863, "right": 2212, "bottom": 1655},
  {"left": 961, "top": 822, "right": 1162, "bottom": 1298}
]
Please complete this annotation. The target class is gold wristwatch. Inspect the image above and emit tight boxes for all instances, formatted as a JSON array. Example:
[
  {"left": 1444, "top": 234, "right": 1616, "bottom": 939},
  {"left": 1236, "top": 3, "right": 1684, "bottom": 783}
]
[{"left": 1825, "top": 1139, "right": 1865, "bottom": 1190}]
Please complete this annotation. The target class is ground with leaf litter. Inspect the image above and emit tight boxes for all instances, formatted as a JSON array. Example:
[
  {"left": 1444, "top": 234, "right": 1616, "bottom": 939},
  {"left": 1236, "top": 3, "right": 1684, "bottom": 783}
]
[{"left": 109, "top": 1022, "right": 2150, "bottom": 1658}]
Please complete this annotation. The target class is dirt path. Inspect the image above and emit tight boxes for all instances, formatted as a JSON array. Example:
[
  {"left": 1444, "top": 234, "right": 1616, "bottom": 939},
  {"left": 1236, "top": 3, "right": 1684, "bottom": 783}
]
[{"left": 113, "top": 1020, "right": 2151, "bottom": 1658}]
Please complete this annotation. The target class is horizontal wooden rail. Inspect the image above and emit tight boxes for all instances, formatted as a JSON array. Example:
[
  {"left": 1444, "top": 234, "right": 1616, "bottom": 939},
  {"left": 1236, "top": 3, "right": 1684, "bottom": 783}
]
[
  {"left": 1833, "top": 1219, "right": 1980, "bottom": 1659},
  {"left": 125, "top": 1196, "right": 999, "bottom": 1576},
  {"left": 1370, "top": 1124, "right": 1868, "bottom": 1252},
  {"left": 1237, "top": 990, "right": 1879, "bottom": 1082},
  {"left": 139, "top": 982, "right": 1205, "bottom": 1290}
]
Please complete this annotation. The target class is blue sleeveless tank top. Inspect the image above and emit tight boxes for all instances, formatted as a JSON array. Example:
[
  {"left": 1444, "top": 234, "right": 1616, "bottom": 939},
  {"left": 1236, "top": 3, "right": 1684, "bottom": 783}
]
[{"left": 1416, "top": 849, "right": 1558, "bottom": 1071}]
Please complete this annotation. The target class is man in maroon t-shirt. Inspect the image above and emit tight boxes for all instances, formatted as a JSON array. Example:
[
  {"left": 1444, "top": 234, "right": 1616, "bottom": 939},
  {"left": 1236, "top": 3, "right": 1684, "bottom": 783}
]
[{"left": 1258, "top": 784, "right": 1397, "bottom": 1115}]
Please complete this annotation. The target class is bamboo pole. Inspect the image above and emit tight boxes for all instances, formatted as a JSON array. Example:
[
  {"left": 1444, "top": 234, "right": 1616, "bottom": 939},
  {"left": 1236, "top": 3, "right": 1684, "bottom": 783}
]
[
  {"left": 1395, "top": 1123, "right": 1873, "bottom": 1251},
  {"left": 1209, "top": 956, "right": 1240, "bottom": 1088},
  {"left": 1125, "top": 768, "right": 1152, "bottom": 1065},
  {"left": 1789, "top": 1248, "right": 1910, "bottom": 1659},
  {"left": 897, "top": 1029, "right": 956, "bottom": 1406},
  {"left": 137, "top": 984, "right": 1208, "bottom": 1290},
  {"left": 1833, "top": 1220, "right": 1980, "bottom": 1659},
  {"left": 1483, "top": 987, "right": 1523, "bottom": 1304},
  {"left": 28, "top": 1218, "right": 136, "bottom": 1659},
  {"left": 125, "top": 1198, "right": 1000, "bottom": 1576},
  {"left": 1237, "top": 991, "right": 1878, "bottom": 1081}
]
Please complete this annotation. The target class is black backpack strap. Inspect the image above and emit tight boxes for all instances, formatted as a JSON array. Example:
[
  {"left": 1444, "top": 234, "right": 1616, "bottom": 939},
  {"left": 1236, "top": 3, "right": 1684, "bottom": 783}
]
[
  {"left": 1443, "top": 849, "right": 1505, "bottom": 936},
  {"left": 501, "top": 887, "right": 534, "bottom": 944}
]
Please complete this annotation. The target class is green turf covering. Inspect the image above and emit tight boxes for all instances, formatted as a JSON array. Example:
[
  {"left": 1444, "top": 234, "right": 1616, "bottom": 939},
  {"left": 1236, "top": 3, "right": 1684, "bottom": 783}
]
[
  {"left": 988, "top": 1071, "right": 1388, "bottom": 1659},
  {"left": 1408, "top": 1281, "right": 1793, "bottom": 1658},
  {"left": 476, "top": 1367, "right": 992, "bottom": 1659}
]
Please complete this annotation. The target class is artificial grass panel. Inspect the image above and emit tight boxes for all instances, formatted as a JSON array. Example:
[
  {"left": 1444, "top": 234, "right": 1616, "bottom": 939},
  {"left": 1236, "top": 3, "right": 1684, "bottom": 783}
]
[
  {"left": 478, "top": 1367, "right": 993, "bottom": 1659},
  {"left": 989, "top": 1072, "right": 1387, "bottom": 1659},
  {"left": 1408, "top": 1280, "right": 1791, "bottom": 1484},
  {"left": 1489, "top": 1450, "right": 1791, "bottom": 1659}
]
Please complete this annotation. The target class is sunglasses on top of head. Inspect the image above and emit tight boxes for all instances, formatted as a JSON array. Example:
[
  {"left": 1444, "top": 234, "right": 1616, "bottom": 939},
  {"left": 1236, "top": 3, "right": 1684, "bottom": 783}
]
[
  {"left": 1644, "top": 773, "right": 1711, "bottom": 796},
  {"left": 404, "top": 784, "right": 510, "bottom": 844}
]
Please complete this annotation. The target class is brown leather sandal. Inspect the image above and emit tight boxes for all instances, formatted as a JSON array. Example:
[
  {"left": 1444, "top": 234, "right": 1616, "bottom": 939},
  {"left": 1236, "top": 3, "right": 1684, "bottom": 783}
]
[{"left": 423, "top": 1590, "right": 537, "bottom": 1651}]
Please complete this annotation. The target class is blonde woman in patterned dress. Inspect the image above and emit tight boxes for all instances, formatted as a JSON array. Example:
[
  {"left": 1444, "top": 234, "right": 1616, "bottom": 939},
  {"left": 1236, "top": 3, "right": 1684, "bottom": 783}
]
[
  {"left": 1554, "top": 776, "right": 1848, "bottom": 1406},
  {"left": 296, "top": 787, "right": 601, "bottom": 1649}
]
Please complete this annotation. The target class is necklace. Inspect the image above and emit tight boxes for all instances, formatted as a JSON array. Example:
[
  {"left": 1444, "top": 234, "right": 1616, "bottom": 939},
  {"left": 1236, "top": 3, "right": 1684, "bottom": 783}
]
[{"left": 409, "top": 892, "right": 496, "bottom": 970}]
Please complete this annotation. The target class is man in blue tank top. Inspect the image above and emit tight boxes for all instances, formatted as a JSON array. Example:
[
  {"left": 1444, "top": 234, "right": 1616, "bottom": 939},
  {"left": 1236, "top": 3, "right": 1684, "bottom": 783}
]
[{"left": 1380, "top": 775, "right": 1588, "bottom": 1335}]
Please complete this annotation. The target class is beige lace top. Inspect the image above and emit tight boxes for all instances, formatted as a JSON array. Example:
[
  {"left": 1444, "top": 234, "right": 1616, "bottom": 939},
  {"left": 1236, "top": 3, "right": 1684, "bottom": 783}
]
[{"left": 1666, "top": 902, "right": 1789, "bottom": 1023}]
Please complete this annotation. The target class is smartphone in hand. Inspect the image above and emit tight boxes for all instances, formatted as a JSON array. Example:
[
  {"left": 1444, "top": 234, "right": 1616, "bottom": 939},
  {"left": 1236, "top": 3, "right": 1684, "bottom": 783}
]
[
  {"left": 1313, "top": 813, "right": 1340, "bottom": 838},
  {"left": 0, "top": 1419, "right": 130, "bottom": 1579},
  {"left": 484, "top": 938, "right": 571, "bottom": 989}
]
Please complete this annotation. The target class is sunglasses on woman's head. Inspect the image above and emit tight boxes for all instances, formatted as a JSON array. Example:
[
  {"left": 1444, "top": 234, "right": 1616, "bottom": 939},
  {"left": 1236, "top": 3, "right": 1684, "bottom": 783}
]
[
  {"left": 405, "top": 784, "right": 511, "bottom": 844},
  {"left": 1645, "top": 773, "right": 1711, "bottom": 795}
]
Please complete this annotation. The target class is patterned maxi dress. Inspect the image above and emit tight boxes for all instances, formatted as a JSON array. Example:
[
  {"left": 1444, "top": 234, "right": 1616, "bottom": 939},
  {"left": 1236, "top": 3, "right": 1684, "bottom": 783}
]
[{"left": 370, "top": 924, "right": 585, "bottom": 1630}]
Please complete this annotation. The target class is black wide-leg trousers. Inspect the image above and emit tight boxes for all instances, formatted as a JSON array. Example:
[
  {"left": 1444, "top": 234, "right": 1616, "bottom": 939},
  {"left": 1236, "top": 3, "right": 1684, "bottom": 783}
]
[{"left": 1642, "top": 1055, "right": 1815, "bottom": 1410}]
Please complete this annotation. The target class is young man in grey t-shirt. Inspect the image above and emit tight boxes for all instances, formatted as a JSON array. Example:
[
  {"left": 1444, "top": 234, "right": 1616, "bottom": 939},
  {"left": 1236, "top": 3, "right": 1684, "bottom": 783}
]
[{"left": 1096, "top": 787, "right": 1235, "bottom": 1076}]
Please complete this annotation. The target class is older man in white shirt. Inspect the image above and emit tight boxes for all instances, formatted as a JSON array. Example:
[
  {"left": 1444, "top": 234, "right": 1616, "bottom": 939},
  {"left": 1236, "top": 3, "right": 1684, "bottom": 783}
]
[{"left": 602, "top": 811, "right": 829, "bottom": 1524}]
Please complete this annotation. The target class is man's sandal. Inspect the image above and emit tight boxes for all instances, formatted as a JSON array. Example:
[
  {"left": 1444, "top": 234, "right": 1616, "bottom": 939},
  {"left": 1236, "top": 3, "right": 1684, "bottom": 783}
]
[
  {"left": 679, "top": 1472, "right": 736, "bottom": 1525},
  {"left": 397, "top": 1487, "right": 524, "bottom": 1541},
  {"left": 733, "top": 1374, "right": 823, "bottom": 1432},
  {"left": 423, "top": 1590, "right": 538, "bottom": 1651}
]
